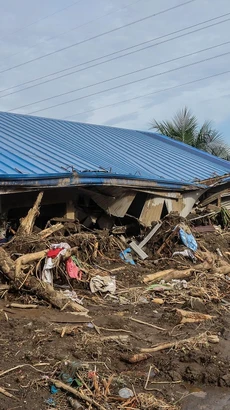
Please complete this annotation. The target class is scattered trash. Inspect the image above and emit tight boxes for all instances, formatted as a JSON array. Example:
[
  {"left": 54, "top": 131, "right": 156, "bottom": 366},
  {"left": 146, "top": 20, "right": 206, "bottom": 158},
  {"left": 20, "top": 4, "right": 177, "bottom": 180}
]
[
  {"left": 45, "top": 397, "right": 56, "bottom": 407},
  {"left": 90, "top": 275, "right": 116, "bottom": 294},
  {"left": 138, "top": 296, "right": 149, "bottom": 304},
  {"left": 118, "top": 295, "right": 131, "bottom": 305},
  {"left": 87, "top": 322, "right": 94, "bottom": 329},
  {"left": 173, "top": 249, "right": 197, "bottom": 262},
  {"left": 50, "top": 385, "right": 59, "bottom": 394},
  {"left": 179, "top": 226, "right": 198, "bottom": 252},
  {"left": 216, "top": 248, "right": 223, "bottom": 257},
  {"left": 66, "top": 257, "right": 82, "bottom": 279},
  {"left": 58, "top": 361, "right": 83, "bottom": 389},
  {"left": 159, "top": 279, "right": 188, "bottom": 290},
  {"left": 68, "top": 397, "right": 84, "bottom": 409},
  {"left": 170, "top": 279, "right": 188, "bottom": 290},
  {"left": 88, "top": 370, "right": 97, "bottom": 379},
  {"left": 118, "top": 387, "right": 134, "bottom": 399},
  {"left": 119, "top": 248, "right": 135, "bottom": 265},
  {"left": 60, "top": 373, "right": 73, "bottom": 385},
  {"left": 61, "top": 290, "right": 84, "bottom": 305},
  {"left": 147, "top": 283, "right": 173, "bottom": 291},
  {"left": 1, "top": 196, "right": 230, "bottom": 410},
  {"left": 42, "top": 242, "right": 71, "bottom": 285}
]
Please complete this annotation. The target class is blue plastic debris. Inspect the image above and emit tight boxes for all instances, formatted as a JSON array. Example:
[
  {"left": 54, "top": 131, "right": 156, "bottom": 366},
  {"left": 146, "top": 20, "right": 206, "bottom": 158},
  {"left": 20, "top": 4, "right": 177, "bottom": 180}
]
[
  {"left": 119, "top": 248, "right": 135, "bottom": 265},
  {"left": 60, "top": 373, "right": 73, "bottom": 385},
  {"left": 179, "top": 228, "right": 198, "bottom": 252},
  {"left": 50, "top": 385, "right": 59, "bottom": 394},
  {"left": 45, "top": 397, "right": 56, "bottom": 407}
]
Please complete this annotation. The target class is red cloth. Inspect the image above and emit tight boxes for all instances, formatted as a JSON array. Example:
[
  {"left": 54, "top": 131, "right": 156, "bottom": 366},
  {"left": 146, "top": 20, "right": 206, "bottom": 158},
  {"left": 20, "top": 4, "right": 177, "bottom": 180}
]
[
  {"left": 66, "top": 257, "right": 82, "bottom": 280},
  {"left": 47, "top": 248, "right": 63, "bottom": 258}
]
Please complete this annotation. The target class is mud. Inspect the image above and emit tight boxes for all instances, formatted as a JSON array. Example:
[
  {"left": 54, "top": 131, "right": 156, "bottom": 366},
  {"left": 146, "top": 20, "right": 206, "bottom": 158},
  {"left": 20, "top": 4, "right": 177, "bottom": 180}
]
[
  {"left": 1, "top": 220, "right": 230, "bottom": 409},
  {"left": 182, "top": 387, "right": 230, "bottom": 410},
  {"left": 0, "top": 272, "right": 230, "bottom": 410}
]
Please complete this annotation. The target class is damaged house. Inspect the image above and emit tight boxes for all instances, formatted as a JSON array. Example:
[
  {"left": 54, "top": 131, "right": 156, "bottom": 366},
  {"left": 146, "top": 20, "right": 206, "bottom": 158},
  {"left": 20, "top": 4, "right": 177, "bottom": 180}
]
[{"left": 0, "top": 111, "right": 230, "bottom": 237}]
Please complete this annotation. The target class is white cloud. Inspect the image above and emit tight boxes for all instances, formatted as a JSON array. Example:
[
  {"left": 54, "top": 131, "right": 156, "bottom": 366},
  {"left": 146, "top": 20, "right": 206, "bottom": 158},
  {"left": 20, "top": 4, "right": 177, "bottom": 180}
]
[{"left": 0, "top": 0, "right": 229, "bottom": 143}]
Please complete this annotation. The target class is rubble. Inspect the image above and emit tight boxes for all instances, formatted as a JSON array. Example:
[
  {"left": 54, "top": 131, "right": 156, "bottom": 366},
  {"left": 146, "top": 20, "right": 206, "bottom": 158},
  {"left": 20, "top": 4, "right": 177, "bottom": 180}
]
[{"left": 1, "top": 193, "right": 230, "bottom": 409}]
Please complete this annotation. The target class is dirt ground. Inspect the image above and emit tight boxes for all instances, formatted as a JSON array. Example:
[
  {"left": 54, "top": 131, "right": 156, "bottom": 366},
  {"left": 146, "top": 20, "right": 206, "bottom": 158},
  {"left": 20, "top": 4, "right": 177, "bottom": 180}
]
[{"left": 0, "top": 227, "right": 230, "bottom": 410}]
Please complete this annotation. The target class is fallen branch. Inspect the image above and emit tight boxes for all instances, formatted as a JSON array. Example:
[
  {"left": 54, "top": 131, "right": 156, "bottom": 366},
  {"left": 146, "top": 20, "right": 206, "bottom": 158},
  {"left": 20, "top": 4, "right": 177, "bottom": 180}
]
[
  {"left": 0, "top": 247, "right": 88, "bottom": 313},
  {"left": 0, "top": 364, "right": 47, "bottom": 378},
  {"left": 0, "top": 284, "right": 10, "bottom": 291},
  {"left": 100, "top": 335, "right": 129, "bottom": 343},
  {"left": 144, "top": 365, "right": 160, "bottom": 390},
  {"left": 6, "top": 303, "right": 38, "bottom": 309},
  {"left": 176, "top": 309, "right": 215, "bottom": 324},
  {"left": 54, "top": 325, "right": 81, "bottom": 337},
  {"left": 38, "top": 223, "right": 64, "bottom": 239},
  {"left": 93, "top": 326, "right": 131, "bottom": 333},
  {"left": 140, "top": 333, "right": 219, "bottom": 353},
  {"left": 50, "top": 378, "right": 107, "bottom": 410},
  {"left": 215, "top": 265, "right": 230, "bottom": 275},
  {"left": 15, "top": 249, "right": 47, "bottom": 278},
  {"left": 104, "top": 374, "right": 114, "bottom": 396},
  {"left": 130, "top": 317, "right": 166, "bottom": 331},
  {"left": 122, "top": 353, "right": 152, "bottom": 364},
  {"left": 0, "top": 386, "right": 17, "bottom": 400},
  {"left": 157, "top": 226, "right": 179, "bottom": 255},
  {"left": 17, "top": 192, "right": 43, "bottom": 235},
  {"left": 143, "top": 268, "right": 193, "bottom": 284}
]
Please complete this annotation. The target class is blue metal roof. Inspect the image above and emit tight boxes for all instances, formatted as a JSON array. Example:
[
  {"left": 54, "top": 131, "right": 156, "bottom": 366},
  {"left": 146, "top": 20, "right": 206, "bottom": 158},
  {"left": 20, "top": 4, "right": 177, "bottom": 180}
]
[{"left": 0, "top": 111, "right": 230, "bottom": 189}]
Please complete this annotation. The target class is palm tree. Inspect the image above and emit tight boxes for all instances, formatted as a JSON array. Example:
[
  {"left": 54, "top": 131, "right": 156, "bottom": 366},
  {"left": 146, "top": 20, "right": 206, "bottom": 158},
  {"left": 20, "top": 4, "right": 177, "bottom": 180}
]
[{"left": 150, "top": 107, "right": 230, "bottom": 160}]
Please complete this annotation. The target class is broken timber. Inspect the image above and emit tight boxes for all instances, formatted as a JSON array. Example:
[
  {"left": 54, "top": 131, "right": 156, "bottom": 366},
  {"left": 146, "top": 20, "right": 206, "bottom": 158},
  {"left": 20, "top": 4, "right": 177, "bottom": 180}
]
[
  {"left": 17, "top": 192, "right": 44, "bottom": 235},
  {"left": 0, "top": 247, "right": 88, "bottom": 313}
]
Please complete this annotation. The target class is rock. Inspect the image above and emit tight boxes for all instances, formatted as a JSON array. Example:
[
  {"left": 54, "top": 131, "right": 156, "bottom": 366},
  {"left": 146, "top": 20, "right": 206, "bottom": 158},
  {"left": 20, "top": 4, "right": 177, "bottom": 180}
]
[
  {"left": 168, "top": 370, "right": 182, "bottom": 381},
  {"left": 220, "top": 374, "right": 230, "bottom": 387}
]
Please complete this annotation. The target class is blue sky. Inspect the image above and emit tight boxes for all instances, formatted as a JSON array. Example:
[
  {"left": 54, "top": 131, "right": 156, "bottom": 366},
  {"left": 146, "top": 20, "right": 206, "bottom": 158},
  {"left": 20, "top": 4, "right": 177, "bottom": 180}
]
[{"left": 0, "top": 0, "right": 230, "bottom": 142}]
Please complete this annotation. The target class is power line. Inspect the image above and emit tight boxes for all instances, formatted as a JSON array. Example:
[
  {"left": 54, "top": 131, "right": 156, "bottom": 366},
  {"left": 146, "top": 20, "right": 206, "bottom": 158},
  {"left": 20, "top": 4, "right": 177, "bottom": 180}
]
[
  {"left": 23, "top": 51, "right": 230, "bottom": 115},
  {"left": 9, "top": 41, "right": 230, "bottom": 111},
  {"left": 0, "top": 0, "right": 196, "bottom": 75},
  {"left": 63, "top": 69, "right": 230, "bottom": 121},
  {"left": 0, "top": 0, "right": 146, "bottom": 66},
  {"left": 0, "top": 0, "right": 84, "bottom": 42},
  {"left": 0, "top": 13, "right": 229, "bottom": 99}
]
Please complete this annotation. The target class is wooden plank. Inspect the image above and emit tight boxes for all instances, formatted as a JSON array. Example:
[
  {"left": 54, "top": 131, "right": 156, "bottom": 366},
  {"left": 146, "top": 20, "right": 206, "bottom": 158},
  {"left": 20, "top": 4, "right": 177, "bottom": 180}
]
[{"left": 200, "top": 191, "right": 226, "bottom": 207}]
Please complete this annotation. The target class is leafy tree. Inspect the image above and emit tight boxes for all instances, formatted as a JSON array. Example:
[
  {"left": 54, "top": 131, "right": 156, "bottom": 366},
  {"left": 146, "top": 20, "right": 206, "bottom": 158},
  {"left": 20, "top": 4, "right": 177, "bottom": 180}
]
[{"left": 150, "top": 107, "right": 229, "bottom": 160}]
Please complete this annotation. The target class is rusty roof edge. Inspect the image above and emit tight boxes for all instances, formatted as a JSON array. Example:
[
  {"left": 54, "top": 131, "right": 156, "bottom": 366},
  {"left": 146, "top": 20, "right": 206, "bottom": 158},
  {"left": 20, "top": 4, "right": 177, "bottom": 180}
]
[
  {"left": 194, "top": 172, "right": 230, "bottom": 186},
  {"left": 0, "top": 172, "right": 206, "bottom": 191}
]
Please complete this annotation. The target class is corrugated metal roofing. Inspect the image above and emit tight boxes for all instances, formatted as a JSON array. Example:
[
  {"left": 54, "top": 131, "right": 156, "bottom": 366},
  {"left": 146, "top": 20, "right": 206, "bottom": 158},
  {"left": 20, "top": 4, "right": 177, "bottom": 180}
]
[{"left": 0, "top": 111, "right": 230, "bottom": 188}]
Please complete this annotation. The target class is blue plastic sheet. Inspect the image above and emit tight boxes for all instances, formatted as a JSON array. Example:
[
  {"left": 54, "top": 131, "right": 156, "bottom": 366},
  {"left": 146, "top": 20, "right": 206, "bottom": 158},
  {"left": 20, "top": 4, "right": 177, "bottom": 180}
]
[
  {"left": 119, "top": 248, "right": 135, "bottom": 265},
  {"left": 179, "top": 228, "right": 198, "bottom": 252}
]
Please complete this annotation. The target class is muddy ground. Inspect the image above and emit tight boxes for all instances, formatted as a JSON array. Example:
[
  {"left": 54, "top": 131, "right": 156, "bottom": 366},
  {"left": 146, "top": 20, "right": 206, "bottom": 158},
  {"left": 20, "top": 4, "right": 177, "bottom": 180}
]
[{"left": 0, "top": 230, "right": 230, "bottom": 410}]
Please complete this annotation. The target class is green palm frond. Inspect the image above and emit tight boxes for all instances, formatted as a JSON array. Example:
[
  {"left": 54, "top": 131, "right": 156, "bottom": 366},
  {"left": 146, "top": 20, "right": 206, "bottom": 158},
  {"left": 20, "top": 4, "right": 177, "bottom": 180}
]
[
  {"left": 171, "top": 107, "right": 197, "bottom": 144},
  {"left": 150, "top": 107, "right": 229, "bottom": 160}
]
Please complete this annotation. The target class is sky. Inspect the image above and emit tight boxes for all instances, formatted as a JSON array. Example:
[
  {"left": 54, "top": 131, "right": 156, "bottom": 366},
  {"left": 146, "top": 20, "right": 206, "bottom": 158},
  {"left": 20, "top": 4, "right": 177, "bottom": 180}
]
[{"left": 0, "top": 0, "right": 230, "bottom": 142}]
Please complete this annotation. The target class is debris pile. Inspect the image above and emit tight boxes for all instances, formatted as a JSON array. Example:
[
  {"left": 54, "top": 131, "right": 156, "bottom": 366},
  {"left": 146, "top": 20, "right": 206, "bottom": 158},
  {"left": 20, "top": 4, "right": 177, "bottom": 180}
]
[{"left": 0, "top": 193, "right": 230, "bottom": 409}]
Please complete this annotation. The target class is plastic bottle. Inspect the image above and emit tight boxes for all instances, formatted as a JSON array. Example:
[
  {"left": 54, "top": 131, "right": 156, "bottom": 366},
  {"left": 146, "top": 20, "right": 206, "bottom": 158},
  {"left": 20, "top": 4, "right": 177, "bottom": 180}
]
[{"left": 68, "top": 396, "right": 84, "bottom": 409}]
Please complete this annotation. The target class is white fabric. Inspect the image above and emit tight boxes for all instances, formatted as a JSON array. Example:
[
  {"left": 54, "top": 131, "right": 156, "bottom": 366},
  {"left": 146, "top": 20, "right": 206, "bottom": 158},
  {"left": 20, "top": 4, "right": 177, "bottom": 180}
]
[{"left": 41, "top": 242, "right": 70, "bottom": 285}]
